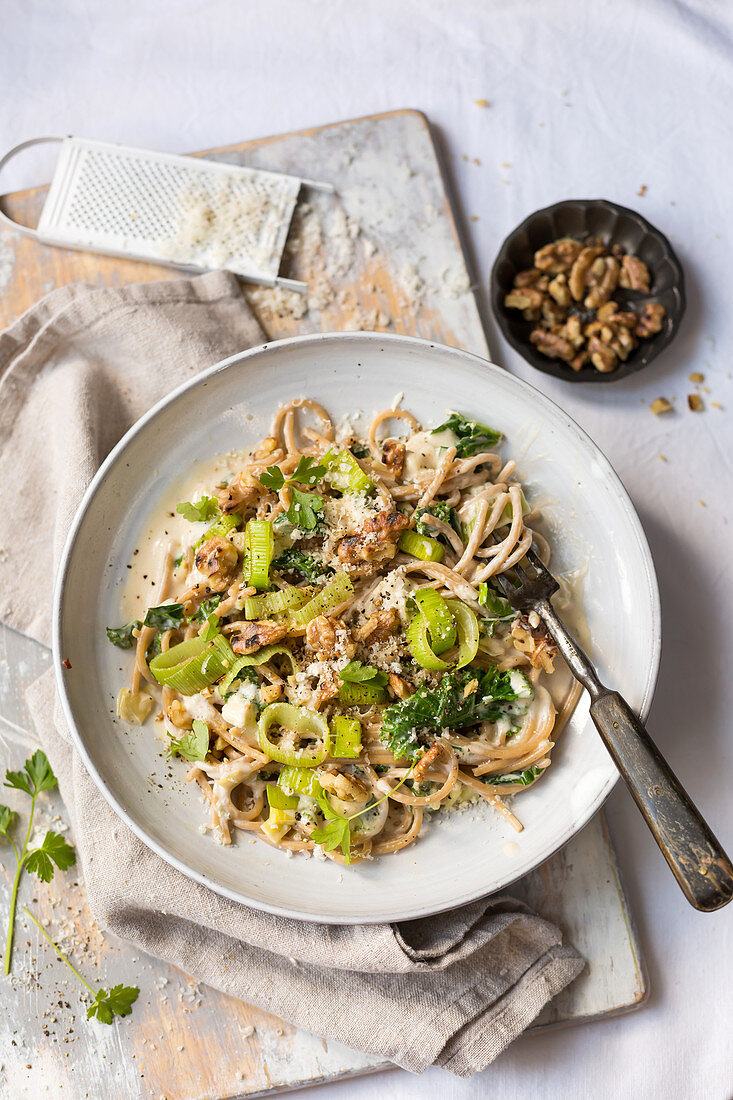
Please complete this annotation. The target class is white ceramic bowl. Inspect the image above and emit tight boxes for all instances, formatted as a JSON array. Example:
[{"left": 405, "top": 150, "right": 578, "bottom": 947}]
[{"left": 53, "top": 333, "right": 660, "bottom": 923}]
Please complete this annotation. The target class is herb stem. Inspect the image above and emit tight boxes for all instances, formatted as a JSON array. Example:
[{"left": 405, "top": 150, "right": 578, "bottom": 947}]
[
  {"left": 21, "top": 907, "right": 95, "bottom": 994},
  {"left": 3, "top": 792, "right": 36, "bottom": 976}
]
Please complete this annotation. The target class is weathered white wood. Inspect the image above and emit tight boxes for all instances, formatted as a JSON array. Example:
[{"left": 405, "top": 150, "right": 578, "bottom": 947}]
[{"left": 0, "top": 110, "right": 646, "bottom": 1098}]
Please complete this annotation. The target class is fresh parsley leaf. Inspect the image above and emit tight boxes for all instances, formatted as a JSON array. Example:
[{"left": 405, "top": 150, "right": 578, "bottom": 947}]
[
  {"left": 167, "top": 718, "right": 210, "bottom": 763},
  {"left": 143, "top": 603, "right": 185, "bottom": 631},
  {"left": 311, "top": 805, "right": 351, "bottom": 863},
  {"left": 491, "top": 765, "right": 544, "bottom": 787},
  {"left": 176, "top": 496, "right": 220, "bottom": 523},
  {"left": 105, "top": 621, "right": 141, "bottom": 649},
  {"left": 272, "top": 549, "right": 332, "bottom": 583},
  {"left": 432, "top": 412, "right": 502, "bottom": 458},
  {"left": 260, "top": 465, "right": 286, "bottom": 491},
  {"left": 25, "top": 831, "right": 76, "bottom": 883},
  {"left": 339, "top": 661, "right": 389, "bottom": 686},
  {"left": 200, "top": 614, "right": 221, "bottom": 642},
  {"left": 0, "top": 805, "right": 17, "bottom": 838},
  {"left": 287, "top": 487, "right": 323, "bottom": 531},
  {"left": 190, "top": 595, "right": 221, "bottom": 622},
  {"left": 5, "top": 750, "right": 57, "bottom": 797},
  {"left": 290, "top": 456, "right": 327, "bottom": 486},
  {"left": 380, "top": 668, "right": 532, "bottom": 762},
  {"left": 87, "top": 983, "right": 140, "bottom": 1024}
]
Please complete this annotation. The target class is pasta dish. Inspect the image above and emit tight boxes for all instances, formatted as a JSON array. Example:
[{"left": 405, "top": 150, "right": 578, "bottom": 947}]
[{"left": 107, "top": 399, "right": 581, "bottom": 865}]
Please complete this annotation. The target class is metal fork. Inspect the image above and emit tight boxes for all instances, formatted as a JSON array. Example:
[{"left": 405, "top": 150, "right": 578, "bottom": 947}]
[{"left": 493, "top": 546, "right": 733, "bottom": 912}]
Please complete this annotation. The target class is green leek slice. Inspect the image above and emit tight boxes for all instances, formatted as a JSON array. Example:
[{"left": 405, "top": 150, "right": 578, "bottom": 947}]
[
  {"left": 445, "top": 599, "right": 480, "bottom": 669},
  {"left": 149, "top": 634, "right": 235, "bottom": 695},
  {"left": 322, "top": 448, "right": 374, "bottom": 494},
  {"left": 257, "top": 703, "right": 330, "bottom": 766},
  {"left": 397, "top": 529, "right": 444, "bottom": 563},
  {"left": 218, "top": 645, "right": 297, "bottom": 696},
  {"left": 289, "top": 572, "right": 354, "bottom": 627},
  {"left": 278, "top": 765, "right": 324, "bottom": 799},
  {"left": 266, "top": 785, "right": 298, "bottom": 811},
  {"left": 194, "top": 513, "right": 240, "bottom": 549},
  {"left": 243, "top": 585, "right": 313, "bottom": 620},
  {"left": 412, "top": 588, "right": 456, "bottom": 654},
  {"left": 245, "top": 519, "right": 274, "bottom": 590},
  {"left": 406, "top": 615, "right": 451, "bottom": 671},
  {"left": 331, "top": 716, "right": 362, "bottom": 758}
]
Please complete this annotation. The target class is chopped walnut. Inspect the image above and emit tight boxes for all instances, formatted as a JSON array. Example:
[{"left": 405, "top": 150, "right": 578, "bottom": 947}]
[
  {"left": 381, "top": 439, "right": 406, "bottom": 477},
  {"left": 650, "top": 397, "right": 673, "bottom": 415},
  {"left": 568, "top": 246, "right": 605, "bottom": 301},
  {"left": 229, "top": 619, "right": 289, "bottom": 655},
  {"left": 635, "top": 302, "right": 666, "bottom": 338},
  {"left": 218, "top": 473, "right": 259, "bottom": 515},
  {"left": 529, "top": 328, "right": 574, "bottom": 362},
  {"left": 688, "top": 371, "right": 704, "bottom": 383},
  {"left": 412, "top": 742, "right": 442, "bottom": 782},
  {"left": 318, "top": 769, "right": 369, "bottom": 801},
  {"left": 688, "top": 393, "right": 704, "bottom": 412},
  {"left": 513, "top": 267, "right": 549, "bottom": 289},
  {"left": 355, "top": 608, "right": 401, "bottom": 643},
  {"left": 511, "top": 616, "right": 558, "bottom": 673},
  {"left": 504, "top": 287, "right": 545, "bottom": 313},
  {"left": 534, "top": 237, "right": 582, "bottom": 274},
  {"left": 587, "top": 335, "right": 618, "bottom": 373},
  {"left": 584, "top": 256, "right": 620, "bottom": 310},
  {"left": 547, "top": 272, "right": 572, "bottom": 307},
  {"left": 387, "top": 672, "right": 413, "bottom": 700},
  {"left": 305, "top": 615, "right": 356, "bottom": 660},
  {"left": 619, "top": 255, "right": 651, "bottom": 293},
  {"left": 194, "top": 536, "right": 239, "bottom": 593},
  {"left": 337, "top": 510, "right": 409, "bottom": 572}
]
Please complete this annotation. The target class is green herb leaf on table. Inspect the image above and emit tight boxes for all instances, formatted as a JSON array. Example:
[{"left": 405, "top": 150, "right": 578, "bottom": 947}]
[
  {"left": 5, "top": 749, "right": 58, "bottom": 797},
  {"left": 87, "top": 984, "right": 140, "bottom": 1024},
  {"left": 339, "top": 661, "right": 389, "bottom": 686},
  {"left": 22, "top": 907, "right": 139, "bottom": 1026},
  {"left": 143, "top": 603, "right": 185, "bottom": 631},
  {"left": 0, "top": 805, "right": 18, "bottom": 838},
  {"left": 167, "top": 718, "right": 210, "bottom": 763},
  {"left": 105, "top": 621, "right": 142, "bottom": 649},
  {"left": 431, "top": 412, "right": 502, "bottom": 458},
  {"left": 176, "top": 496, "right": 220, "bottom": 523},
  {"left": 25, "top": 831, "right": 77, "bottom": 883}
]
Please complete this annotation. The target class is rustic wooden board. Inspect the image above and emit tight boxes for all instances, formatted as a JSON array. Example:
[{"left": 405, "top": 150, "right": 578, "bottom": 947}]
[{"left": 0, "top": 110, "right": 646, "bottom": 1098}]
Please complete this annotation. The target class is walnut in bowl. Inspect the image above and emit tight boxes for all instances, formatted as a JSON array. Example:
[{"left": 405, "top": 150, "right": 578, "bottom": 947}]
[{"left": 491, "top": 200, "right": 685, "bottom": 383}]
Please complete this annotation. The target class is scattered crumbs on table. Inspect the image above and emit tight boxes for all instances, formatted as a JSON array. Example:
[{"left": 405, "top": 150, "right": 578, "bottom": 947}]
[
  {"left": 699, "top": 500, "right": 707, "bottom": 507},
  {"left": 501, "top": 161, "right": 512, "bottom": 168},
  {"left": 688, "top": 393, "right": 704, "bottom": 412},
  {"left": 688, "top": 371, "right": 704, "bottom": 383},
  {"left": 473, "top": 157, "right": 482, "bottom": 166},
  {"left": 241, "top": 1024, "right": 255, "bottom": 1038},
  {"left": 474, "top": 98, "right": 490, "bottom": 107},
  {"left": 637, "top": 184, "right": 648, "bottom": 197},
  {"left": 659, "top": 454, "right": 668, "bottom": 462},
  {"left": 462, "top": 153, "right": 468, "bottom": 161},
  {"left": 650, "top": 397, "right": 673, "bottom": 415},
  {"left": 470, "top": 215, "right": 479, "bottom": 222},
  {"left": 711, "top": 401, "right": 723, "bottom": 409}
]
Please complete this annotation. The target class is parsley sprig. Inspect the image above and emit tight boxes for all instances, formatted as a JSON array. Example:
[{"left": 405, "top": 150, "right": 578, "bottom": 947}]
[
  {"left": 22, "top": 907, "right": 139, "bottom": 1024},
  {"left": 1, "top": 751, "right": 76, "bottom": 975},
  {"left": 176, "top": 496, "right": 220, "bottom": 523},
  {"left": 311, "top": 762, "right": 416, "bottom": 864},
  {"left": 167, "top": 718, "right": 210, "bottom": 763},
  {"left": 260, "top": 457, "right": 326, "bottom": 531}
]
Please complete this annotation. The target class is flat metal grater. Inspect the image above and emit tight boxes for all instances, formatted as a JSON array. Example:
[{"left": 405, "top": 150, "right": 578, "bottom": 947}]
[{"left": 0, "top": 136, "right": 334, "bottom": 291}]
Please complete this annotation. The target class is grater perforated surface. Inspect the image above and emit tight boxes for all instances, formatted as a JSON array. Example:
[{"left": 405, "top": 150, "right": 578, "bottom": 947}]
[{"left": 35, "top": 138, "right": 311, "bottom": 285}]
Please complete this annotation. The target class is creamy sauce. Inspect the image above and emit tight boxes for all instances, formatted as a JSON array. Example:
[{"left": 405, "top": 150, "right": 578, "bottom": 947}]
[
  {"left": 121, "top": 450, "right": 252, "bottom": 622},
  {"left": 402, "top": 428, "right": 458, "bottom": 482}
]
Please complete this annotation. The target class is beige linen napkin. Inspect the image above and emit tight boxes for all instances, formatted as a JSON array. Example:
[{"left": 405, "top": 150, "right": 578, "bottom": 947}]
[{"left": 0, "top": 271, "right": 583, "bottom": 1076}]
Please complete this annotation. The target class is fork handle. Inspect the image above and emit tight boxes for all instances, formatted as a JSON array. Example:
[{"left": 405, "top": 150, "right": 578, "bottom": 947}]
[{"left": 589, "top": 690, "right": 733, "bottom": 912}]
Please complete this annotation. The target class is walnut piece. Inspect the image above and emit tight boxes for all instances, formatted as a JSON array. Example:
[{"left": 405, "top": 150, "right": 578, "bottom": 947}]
[
  {"left": 688, "top": 393, "right": 704, "bottom": 412},
  {"left": 584, "top": 256, "right": 620, "bottom": 309},
  {"left": 568, "top": 246, "right": 605, "bottom": 301},
  {"left": 305, "top": 615, "right": 356, "bottom": 660},
  {"left": 194, "top": 536, "right": 239, "bottom": 593},
  {"left": 635, "top": 302, "right": 666, "bottom": 338},
  {"left": 618, "top": 255, "right": 651, "bottom": 293},
  {"left": 529, "top": 328, "right": 574, "bottom": 362},
  {"left": 230, "top": 619, "right": 289, "bottom": 655},
  {"left": 587, "top": 336, "right": 618, "bottom": 373},
  {"left": 534, "top": 238, "right": 582, "bottom": 274},
  {"left": 650, "top": 397, "right": 673, "bottom": 415}
]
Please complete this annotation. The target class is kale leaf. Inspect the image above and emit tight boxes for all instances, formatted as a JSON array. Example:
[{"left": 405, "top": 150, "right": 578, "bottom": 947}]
[
  {"left": 490, "top": 765, "right": 544, "bottom": 787},
  {"left": 413, "top": 501, "right": 460, "bottom": 539},
  {"left": 380, "top": 667, "right": 531, "bottom": 762},
  {"left": 431, "top": 412, "right": 502, "bottom": 458},
  {"left": 272, "top": 549, "right": 332, "bottom": 583},
  {"left": 105, "top": 622, "right": 142, "bottom": 649},
  {"left": 143, "top": 603, "right": 185, "bottom": 631}
]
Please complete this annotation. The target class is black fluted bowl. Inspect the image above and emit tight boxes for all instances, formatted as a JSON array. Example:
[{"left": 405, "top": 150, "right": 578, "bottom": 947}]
[{"left": 490, "top": 198, "right": 686, "bottom": 383}]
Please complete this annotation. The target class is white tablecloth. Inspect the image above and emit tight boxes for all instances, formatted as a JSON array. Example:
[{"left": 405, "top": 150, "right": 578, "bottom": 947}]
[{"left": 2, "top": 1, "right": 732, "bottom": 1096}]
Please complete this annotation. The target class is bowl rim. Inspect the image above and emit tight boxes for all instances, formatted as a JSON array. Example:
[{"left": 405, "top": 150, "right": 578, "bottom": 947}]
[
  {"left": 490, "top": 196, "right": 686, "bottom": 384},
  {"left": 52, "top": 330, "right": 662, "bottom": 923}
]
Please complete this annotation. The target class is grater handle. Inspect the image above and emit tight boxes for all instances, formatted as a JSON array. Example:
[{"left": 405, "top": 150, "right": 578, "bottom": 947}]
[{"left": 0, "top": 137, "right": 64, "bottom": 238}]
